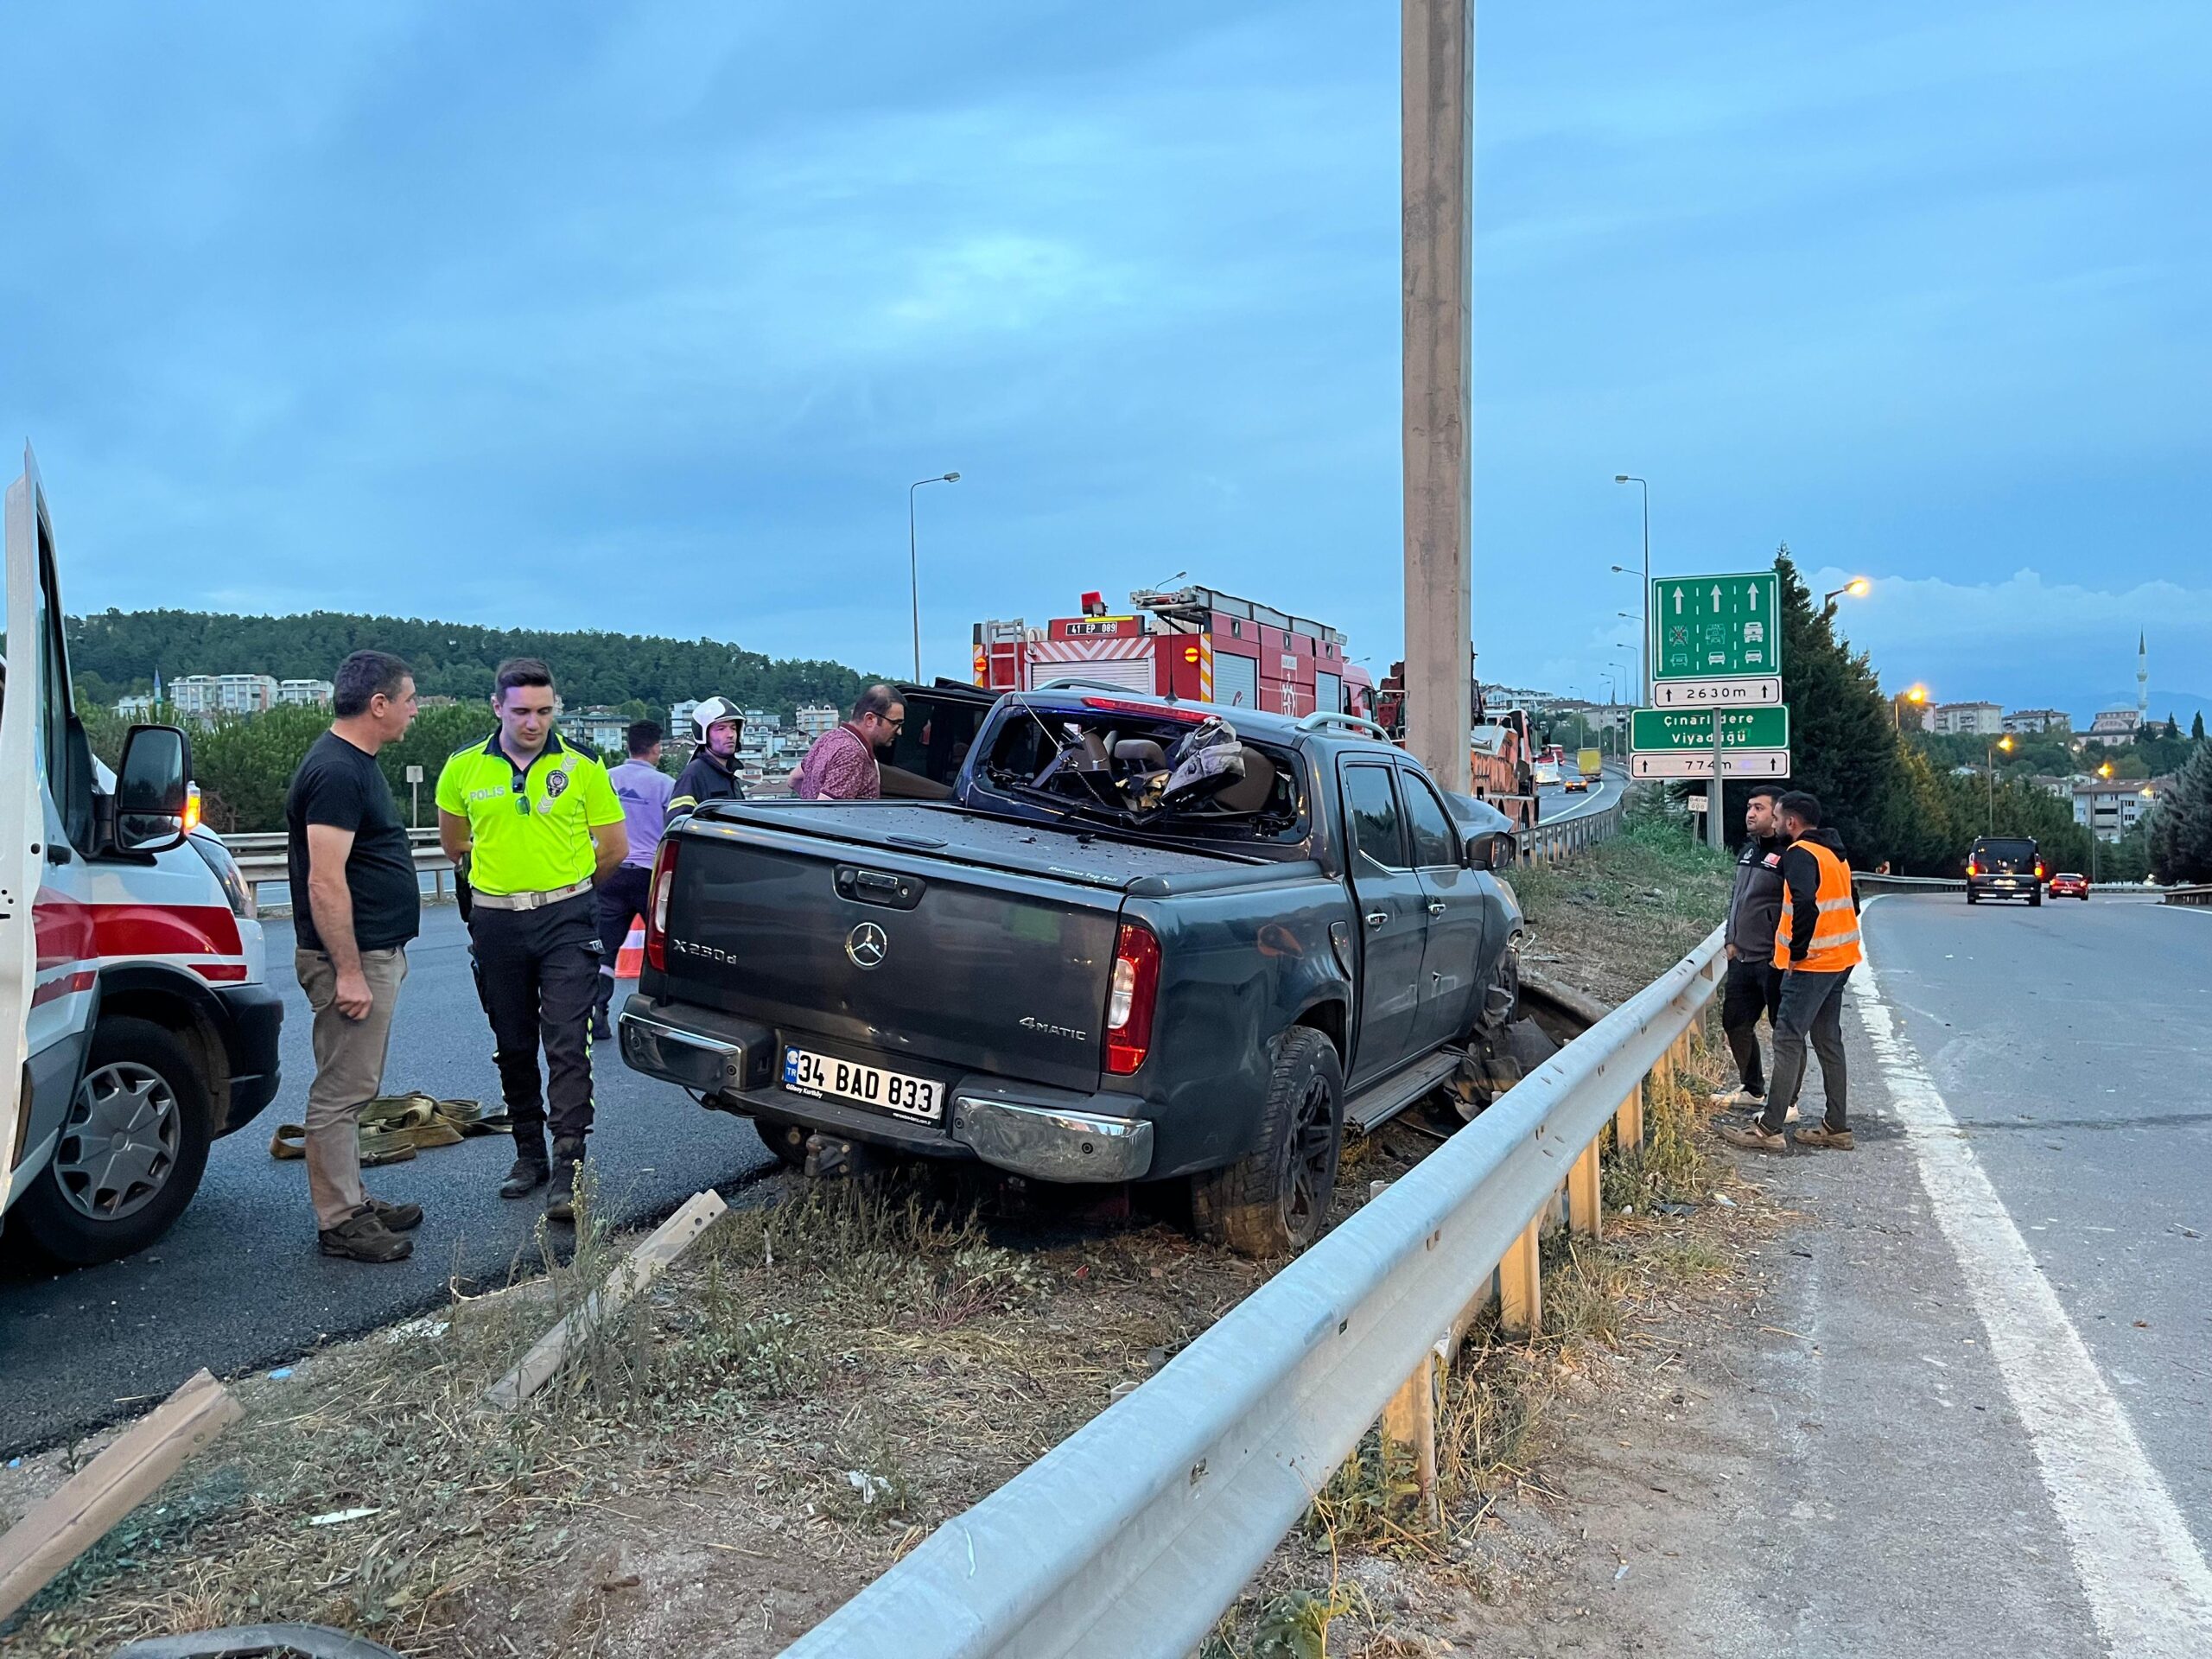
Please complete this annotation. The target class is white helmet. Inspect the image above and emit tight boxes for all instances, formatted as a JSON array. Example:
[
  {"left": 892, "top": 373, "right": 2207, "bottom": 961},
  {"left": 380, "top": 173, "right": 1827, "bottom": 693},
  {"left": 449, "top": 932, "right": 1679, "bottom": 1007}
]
[{"left": 691, "top": 696, "right": 743, "bottom": 744}]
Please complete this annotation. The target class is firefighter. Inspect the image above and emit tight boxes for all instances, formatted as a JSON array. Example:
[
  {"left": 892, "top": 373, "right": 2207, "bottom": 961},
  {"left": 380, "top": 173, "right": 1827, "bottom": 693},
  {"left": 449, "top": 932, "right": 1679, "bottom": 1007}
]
[
  {"left": 667, "top": 696, "right": 747, "bottom": 828},
  {"left": 435, "top": 658, "right": 627, "bottom": 1221}
]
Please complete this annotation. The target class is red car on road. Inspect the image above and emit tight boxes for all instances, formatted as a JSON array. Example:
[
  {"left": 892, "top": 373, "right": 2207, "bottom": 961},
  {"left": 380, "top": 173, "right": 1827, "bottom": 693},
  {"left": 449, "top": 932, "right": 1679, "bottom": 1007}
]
[{"left": 2047, "top": 872, "right": 2089, "bottom": 900}]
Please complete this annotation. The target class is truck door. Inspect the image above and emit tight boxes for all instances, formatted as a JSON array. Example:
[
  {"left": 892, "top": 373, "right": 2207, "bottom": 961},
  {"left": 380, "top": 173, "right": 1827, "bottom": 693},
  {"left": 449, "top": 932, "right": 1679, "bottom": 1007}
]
[
  {"left": 3, "top": 446, "right": 85, "bottom": 1216},
  {"left": 1338, "top": 760, "right": 1429, "bottom": 1088},
  {"left": 1398, "top": 762, "right": 1495, "bottom": 1051}
]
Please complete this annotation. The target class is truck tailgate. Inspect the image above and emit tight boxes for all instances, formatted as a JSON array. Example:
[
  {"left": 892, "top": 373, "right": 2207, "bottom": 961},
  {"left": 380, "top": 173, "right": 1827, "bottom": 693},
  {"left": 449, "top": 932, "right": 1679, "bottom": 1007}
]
[{"left": 658, "top": 808, "right": 1199, "bottom": 1095}]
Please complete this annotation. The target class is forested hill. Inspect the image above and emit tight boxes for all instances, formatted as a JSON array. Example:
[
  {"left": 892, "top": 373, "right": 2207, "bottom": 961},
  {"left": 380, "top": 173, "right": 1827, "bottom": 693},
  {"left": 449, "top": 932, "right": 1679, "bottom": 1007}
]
[{"left": 65, "top": 608, "right": 880, "bottom": 716}]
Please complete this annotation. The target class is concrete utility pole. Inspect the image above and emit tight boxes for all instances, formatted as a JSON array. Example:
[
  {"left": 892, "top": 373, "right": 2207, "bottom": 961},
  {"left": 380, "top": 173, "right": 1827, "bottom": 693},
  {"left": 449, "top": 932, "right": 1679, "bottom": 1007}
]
[{"left": 1402, "top": 0, "right": 1474, "bottom": 793}]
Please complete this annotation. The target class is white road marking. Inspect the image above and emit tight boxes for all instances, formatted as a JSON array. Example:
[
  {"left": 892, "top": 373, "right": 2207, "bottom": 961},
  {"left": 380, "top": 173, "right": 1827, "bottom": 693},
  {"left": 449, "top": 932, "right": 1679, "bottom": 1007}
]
[{"left": 1853, "top": 954, "right": 2212, "bottom": 1655}]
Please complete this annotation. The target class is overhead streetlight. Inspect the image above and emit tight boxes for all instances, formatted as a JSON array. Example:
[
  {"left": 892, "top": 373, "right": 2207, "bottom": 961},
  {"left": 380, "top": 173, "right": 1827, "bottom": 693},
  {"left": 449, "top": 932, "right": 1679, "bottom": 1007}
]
[
  {"left": 1823, "top": 576, "right": 1872, "bottom": 607},
  {"left": 1894, "top": 682, "right": 1928, "bottom": 732},
  {"left": 1612, "top": 475, "right": 1651, "bottom": 702},
  {"left": 908, "top": 472, "right": 962, "bottom": 681}
]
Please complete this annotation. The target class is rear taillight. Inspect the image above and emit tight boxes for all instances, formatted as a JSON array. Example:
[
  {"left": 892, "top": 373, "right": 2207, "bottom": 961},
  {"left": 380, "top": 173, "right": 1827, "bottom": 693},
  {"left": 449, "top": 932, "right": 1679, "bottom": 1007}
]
[
  {"left": 645, "top": 840, "right": 680, "bottom": 971},
  {"left": 1104, "top": 921, "right": 1162, "bottom": 1076},
  {"left": 2035, "top": 864, "right": 2045, "bottom": 880},
  {"left": 1966, "top": 862, "right": 1978, "bottom": 876}
]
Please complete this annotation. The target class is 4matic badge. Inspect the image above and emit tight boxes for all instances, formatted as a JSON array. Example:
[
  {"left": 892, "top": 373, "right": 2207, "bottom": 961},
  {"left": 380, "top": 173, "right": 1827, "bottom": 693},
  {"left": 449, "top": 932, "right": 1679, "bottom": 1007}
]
[{"left": 1019, "top": 1015, "right": 1090, "bottom": 1042}]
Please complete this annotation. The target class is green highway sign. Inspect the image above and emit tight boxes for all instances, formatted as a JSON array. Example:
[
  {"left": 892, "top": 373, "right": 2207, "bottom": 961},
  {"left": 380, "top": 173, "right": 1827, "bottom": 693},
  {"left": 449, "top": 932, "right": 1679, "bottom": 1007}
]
[
  {"left": 1651, "top": 570, "right": 1781, "bottom": 681},
  {"left": 1631, "top": 705, "right": 1790, "bottom": 752}
]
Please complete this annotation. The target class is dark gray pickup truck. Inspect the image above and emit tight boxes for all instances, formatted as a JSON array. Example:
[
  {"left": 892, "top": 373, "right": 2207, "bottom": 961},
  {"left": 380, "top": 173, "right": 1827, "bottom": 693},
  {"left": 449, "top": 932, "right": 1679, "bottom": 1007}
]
[{"left": 618, "top": 689, "right": 1523, "bottom": 1254}]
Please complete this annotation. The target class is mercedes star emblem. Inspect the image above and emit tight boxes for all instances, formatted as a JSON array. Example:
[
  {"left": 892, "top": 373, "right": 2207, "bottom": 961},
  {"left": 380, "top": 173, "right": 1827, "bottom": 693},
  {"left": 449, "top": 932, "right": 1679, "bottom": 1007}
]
[{"left": 846, "top": 921, "right": 888, "bottom": 969}]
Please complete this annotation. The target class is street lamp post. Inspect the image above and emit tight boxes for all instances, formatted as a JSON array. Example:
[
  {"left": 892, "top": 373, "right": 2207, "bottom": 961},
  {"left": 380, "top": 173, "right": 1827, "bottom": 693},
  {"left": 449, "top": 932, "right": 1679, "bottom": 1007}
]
[
  {"left": 908, "top": 472, "right": 962, "bottom": 681},
  {"left": 1612, "top": 473, "right": 1650, "bottom": 702},
  {"left": 1986, "top": 733, "right": 2014, "bottom": 832},
  {"left": 1895, "top": 683, "right": 1927, "bottom": 732}
]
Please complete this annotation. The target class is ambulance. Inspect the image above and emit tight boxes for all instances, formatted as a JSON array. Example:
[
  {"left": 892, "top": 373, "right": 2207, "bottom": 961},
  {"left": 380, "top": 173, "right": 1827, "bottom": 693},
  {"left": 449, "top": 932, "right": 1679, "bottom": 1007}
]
[{"left": 3, "top": 447, "right": 283, "bottom": 1264}]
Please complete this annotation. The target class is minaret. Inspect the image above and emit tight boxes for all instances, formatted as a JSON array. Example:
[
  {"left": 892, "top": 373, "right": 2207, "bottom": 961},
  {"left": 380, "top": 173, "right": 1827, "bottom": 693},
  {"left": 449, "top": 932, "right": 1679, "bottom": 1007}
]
[{"left": 2137, "top": 631, "right": 2148, "bottom": 718}]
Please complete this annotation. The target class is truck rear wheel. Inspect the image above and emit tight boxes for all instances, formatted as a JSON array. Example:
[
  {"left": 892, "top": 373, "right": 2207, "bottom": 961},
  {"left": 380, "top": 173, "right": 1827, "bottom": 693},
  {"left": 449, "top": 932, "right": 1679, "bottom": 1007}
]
[
  {"left": 1191, "top": 1028, "right": 1344, "bottom": 1257},
  {"left": 13, "top": 1016, "right": 213, "bottom": 1267}
]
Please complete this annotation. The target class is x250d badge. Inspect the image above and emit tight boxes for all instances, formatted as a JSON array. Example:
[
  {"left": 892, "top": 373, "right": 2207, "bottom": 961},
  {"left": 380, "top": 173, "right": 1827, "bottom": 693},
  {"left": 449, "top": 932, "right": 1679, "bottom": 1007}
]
[{"left": 846, "top": 922, "right": 888, "bottom": 969}]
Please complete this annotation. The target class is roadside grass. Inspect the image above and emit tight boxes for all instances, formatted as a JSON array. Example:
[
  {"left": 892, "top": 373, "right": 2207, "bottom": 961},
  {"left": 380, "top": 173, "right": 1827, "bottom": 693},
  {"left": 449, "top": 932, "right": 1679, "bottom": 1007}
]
[
  {"left": 1514, "top": 788, "right": 1732, "bottom": 1006},
  {"left": 3, "top": 1172, "right": 1274, "bottom": 1656}
]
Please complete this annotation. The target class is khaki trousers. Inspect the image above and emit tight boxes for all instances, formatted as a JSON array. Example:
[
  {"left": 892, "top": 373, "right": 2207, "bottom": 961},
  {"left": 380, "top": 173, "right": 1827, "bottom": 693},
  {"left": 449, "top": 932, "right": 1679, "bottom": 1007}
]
[{"left": 295, "top": 946, "right": 410, "bottom": 1229}]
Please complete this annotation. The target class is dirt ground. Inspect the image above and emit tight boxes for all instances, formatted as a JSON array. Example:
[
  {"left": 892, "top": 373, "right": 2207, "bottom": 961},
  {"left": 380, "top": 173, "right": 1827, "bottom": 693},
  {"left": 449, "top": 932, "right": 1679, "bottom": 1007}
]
[{"left": 1, "top": 806, "right": 1754, "bottom": 1658}]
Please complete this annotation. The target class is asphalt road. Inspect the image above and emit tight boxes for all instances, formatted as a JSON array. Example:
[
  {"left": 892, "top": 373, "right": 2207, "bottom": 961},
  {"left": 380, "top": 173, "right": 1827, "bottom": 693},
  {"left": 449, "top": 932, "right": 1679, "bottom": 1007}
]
[
  {"left": 0, "top": 907, "right": 775, "bottom": 1456},
  {"left": 1859, "top": 891, "right": 2212, "bottom": 1559},
  {"left": 1536, "top": 770, "right": 1619, "bottom": 823}
]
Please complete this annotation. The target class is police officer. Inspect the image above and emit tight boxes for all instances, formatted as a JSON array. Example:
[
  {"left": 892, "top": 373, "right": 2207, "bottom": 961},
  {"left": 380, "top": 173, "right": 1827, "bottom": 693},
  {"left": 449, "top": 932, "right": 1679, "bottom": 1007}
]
[
  {"left": 436, "top": 658, "right": 628, "bottom": 1221},
  {"left": 667, "top": 696, "right": 747, "bottom": 828}
]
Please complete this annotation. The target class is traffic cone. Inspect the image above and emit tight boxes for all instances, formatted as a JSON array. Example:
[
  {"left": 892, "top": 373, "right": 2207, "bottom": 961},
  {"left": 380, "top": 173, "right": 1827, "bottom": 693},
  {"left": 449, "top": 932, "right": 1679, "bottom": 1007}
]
[{"left": 615, "top": 915, "right": 645, "bottom": 979}]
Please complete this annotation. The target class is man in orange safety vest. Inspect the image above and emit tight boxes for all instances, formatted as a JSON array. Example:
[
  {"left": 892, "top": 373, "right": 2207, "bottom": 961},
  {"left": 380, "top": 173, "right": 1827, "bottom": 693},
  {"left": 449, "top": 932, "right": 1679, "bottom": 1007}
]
[{"left": 1719, "top": 789, "right": 1860, "bottom": 1153}]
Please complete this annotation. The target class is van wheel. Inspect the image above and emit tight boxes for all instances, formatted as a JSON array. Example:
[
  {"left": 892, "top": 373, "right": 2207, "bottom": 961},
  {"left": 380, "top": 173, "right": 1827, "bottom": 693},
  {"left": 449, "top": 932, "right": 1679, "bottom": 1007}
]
[
  {"left": 1191, "top": 1028, "right": 1344, "bottom": 1257},
  {"left": 752, "top": 1116, "right": 811, "bottom": 1170},
  {"left": 1966, "top": 892, "right": 1978, "bottom": 905},
  {"left": 2029, "top": 891, "right": 2043, "bottom": 908},
  {"left": 14, "top": 1017, "right": 213, "bottom": 1267}
]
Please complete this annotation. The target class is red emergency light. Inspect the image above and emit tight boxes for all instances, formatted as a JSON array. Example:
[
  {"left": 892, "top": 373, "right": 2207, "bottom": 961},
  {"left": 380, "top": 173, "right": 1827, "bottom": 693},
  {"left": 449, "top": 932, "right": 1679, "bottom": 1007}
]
[{"left": 1081, "top": 591, "right": 1108, "bottom": 617}]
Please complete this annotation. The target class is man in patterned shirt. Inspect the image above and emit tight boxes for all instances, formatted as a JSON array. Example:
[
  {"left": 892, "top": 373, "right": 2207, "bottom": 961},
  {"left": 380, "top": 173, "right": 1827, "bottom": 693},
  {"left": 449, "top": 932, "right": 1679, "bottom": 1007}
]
[{"left": 793, "top": 685, "right": 904, "bottom": 800}]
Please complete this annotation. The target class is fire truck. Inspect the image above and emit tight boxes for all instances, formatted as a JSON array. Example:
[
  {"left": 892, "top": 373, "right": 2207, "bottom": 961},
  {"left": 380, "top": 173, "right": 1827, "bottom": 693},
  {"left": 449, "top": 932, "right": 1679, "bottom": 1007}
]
[{"left": 973, "top": 584, "right": 1375, "bottom": 721}]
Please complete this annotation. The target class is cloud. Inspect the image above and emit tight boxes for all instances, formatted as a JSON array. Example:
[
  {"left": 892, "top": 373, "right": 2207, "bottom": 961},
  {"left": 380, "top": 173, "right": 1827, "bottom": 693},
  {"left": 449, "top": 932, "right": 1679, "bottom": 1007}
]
[{"left": 1806, "top": 564, "right": 2212, "bottom": 717}]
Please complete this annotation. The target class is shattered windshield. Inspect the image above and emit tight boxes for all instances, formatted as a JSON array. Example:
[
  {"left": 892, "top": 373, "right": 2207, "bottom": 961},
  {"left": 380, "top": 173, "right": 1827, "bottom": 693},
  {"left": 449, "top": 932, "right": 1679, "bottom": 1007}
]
[{"left": 976, "top": 700, "right": 1310, "bottom": 846}]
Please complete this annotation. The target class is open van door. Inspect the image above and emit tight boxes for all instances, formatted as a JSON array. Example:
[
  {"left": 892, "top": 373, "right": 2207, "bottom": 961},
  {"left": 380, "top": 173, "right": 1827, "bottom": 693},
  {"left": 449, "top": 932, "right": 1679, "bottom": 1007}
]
[{"left": 1, "top": 445, "right": 54, "bottom": 1214}]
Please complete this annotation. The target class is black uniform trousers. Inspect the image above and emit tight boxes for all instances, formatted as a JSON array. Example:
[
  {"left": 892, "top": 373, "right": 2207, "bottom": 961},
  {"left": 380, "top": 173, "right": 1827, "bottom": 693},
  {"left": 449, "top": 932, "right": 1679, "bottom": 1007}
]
[
  {"left": 1720, "top": 957, "right": 1783, "bottom": 1096},
  {"left": 467, "top": 890, "right": 603, "bottom": 1154},
  {"left": 592, "top": 865, "right": 653, "bottom": 1024}
]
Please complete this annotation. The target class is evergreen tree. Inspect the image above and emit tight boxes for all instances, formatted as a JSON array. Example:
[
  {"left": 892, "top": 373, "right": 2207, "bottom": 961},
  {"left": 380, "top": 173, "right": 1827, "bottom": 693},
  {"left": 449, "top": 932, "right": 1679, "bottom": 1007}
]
[
  {"left": 1727, "top": 545, "right": 1911, "bottom": 865},
  {"left": 2148, "top": 741, "right": 2212, "bottom": 883},
  {"left": 2194, "top": 710, "right": 2206, "bottom": 742}
]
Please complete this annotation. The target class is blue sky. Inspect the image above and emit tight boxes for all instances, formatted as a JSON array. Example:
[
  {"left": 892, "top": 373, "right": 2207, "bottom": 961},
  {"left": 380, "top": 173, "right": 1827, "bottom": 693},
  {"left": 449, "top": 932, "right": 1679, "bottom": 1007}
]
[{"left": 5, "top": 1, "right": 2207, "bottom": 721}]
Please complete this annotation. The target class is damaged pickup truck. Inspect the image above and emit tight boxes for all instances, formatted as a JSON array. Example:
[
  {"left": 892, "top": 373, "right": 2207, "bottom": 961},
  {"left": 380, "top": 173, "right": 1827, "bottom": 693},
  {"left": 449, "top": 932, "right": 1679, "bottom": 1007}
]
[{"left": 617, "top": 686, "right": 1526, "bottom": 1254}]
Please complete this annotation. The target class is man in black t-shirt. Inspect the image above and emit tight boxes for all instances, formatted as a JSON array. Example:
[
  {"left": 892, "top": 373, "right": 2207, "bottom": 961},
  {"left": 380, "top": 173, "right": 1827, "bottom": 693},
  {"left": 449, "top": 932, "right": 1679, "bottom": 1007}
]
[{"left": 284, "top": 651, "right": 423, "bottom": 1263}]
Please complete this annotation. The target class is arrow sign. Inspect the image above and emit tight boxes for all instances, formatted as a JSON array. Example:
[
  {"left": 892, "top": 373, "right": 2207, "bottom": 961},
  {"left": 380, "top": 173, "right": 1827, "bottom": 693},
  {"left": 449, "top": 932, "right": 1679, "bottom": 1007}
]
[{"left": 1649, "top": 570, "right": 1782, "bottom": 683}]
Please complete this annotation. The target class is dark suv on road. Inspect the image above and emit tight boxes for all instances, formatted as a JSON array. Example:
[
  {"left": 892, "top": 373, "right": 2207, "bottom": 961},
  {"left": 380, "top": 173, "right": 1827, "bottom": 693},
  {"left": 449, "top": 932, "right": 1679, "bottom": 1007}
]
[{"left": 1967, "top": 836, "right": 2044, "bottom": 906}]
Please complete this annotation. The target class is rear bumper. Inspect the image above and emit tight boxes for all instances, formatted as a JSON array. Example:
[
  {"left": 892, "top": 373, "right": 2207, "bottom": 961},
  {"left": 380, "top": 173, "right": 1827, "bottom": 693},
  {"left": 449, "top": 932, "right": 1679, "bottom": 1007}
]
[
  {"left": 618, "top": 995, "right": 1154, "bottom": 1183},
  {"left": 1967, "top": 877, "right": 2039, "bottom": 899}
]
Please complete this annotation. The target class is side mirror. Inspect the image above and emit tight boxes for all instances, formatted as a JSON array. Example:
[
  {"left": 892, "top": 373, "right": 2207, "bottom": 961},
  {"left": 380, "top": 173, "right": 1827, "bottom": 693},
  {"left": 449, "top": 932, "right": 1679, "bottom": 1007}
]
[
  {"left": 1465, "top": 830, "right": 1513, "bottom": 871},
  {"left": 114, "top": 724, "right": 194, "bottom": 854}
]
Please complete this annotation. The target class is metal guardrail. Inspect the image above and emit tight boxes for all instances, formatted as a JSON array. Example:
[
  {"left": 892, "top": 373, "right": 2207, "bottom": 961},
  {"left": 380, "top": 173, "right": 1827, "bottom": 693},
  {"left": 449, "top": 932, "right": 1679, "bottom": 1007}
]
[
  {"left": 1853, "top": 873, "right": 2165, "bottom": 899},
  {"left": 1518, "top": 792, "right": 1624, "bottom": 867},
  {"left": 784, "top": 926, "right": 1727, "bottom": 1659},
  {"left": 2164, "top": 884, "right": 2212, "bottom": 906},
  {"left": 222, "top": 830, "right": 454, "bottom": 913}
]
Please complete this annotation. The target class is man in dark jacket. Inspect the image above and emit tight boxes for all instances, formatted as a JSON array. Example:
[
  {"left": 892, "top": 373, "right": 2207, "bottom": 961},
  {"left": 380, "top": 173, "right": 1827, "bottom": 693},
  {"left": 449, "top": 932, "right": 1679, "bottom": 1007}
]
[
  {"left": 1719, "top": 790, "right": 1861, "bottom": 1154},
  {"left": 669, "top": 696, "right": 746, "bottom": 828},
  {"left": 1713, "top": 785, "right": 1787, "bottom": 1112}
]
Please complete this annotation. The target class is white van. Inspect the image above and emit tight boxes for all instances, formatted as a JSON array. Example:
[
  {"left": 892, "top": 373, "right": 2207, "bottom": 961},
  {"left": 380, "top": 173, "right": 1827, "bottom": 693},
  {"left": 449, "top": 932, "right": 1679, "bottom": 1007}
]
[{"left": 2, "top": 446, "right": 283, "bottom": 1264}]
